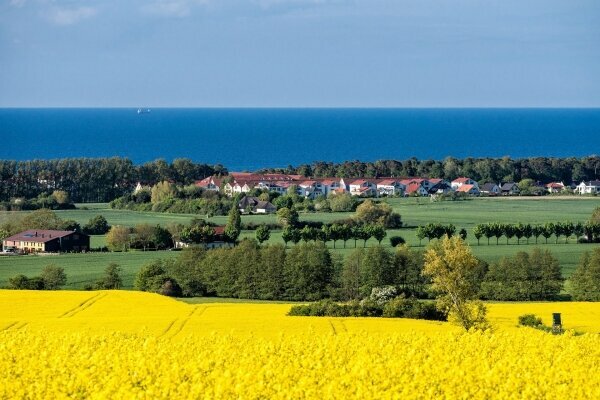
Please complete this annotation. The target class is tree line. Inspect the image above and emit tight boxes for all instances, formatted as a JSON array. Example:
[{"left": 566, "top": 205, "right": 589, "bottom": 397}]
[
  {"left": 472, "top": 222, "right": 600, "bottom": 245},
  {"left": 258, "top": 156, "right": 600, "bottom": 184},
  {"left": 0, "top": 158, "right": 225, "bottom": 203},
  {"left": 133, "top": 238, "right": 579, "bottom": 302},
  {"left": 134, "top": 241, "right": 430, "bottom": 301},
  {"left": 3, "top": 155, "right": 599, "bottom": 205}
]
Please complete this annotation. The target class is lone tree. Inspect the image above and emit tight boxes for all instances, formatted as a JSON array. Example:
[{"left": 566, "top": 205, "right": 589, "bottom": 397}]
[
  {"left": 276, "top": 207, "right": 299, "bottom": 228},
  {"left": 83, "top": 215, "right": 110, "bottom": 235},
  {"left": 95, "top": 262, "right": 123, "bottom": 289},
  {"left": 106, "top": 225, "right": 131, "bottom": 252},
  {"left": 224, "top": 205, "right": 241, "bottom": 243},
  {"left": 423, "top": 236, "right": 489, "bottom": 331},
  {"left": 255, "top": 225, "right": 271, "bottom": 244}
]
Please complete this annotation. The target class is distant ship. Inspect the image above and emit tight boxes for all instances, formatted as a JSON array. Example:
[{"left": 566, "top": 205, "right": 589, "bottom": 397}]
[{"left": 137, "top": 108, "right": 151, "bottom": 114}]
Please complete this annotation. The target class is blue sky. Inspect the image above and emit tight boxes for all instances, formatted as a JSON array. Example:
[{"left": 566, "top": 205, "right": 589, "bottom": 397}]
[{"left": 1, "top": 0, "right": 599, "bottom": 107}]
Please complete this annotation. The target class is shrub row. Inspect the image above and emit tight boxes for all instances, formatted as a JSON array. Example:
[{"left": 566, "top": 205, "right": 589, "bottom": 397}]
[{"left": 288, "top": 297, "right": 446, "bottom": 321}]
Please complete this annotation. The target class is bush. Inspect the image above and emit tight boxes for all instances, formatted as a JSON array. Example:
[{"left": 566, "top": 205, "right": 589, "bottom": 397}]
[
  {"left": 40, "top": 264, "right": 67, "bottom": 290},
  {"left": 517, "top": 313, "right": 553, "bottom": 332},
  {"left": 134, "top": 260, "right": 170, "bottom": 292},
  {"left": 389, "top": 236, "right": 406, "bottom": 247},
  {"left": 369, "top": 286, "right": 398, "bottom": 305},
  {"left": 159, "top": 279, "right": 183, "bottom": 297},
  {"left": 8, "top": 274, "right": 45, "bottom": 290},
  {"left": 518, "top": 314, "right": 544, "bottom": 327},
  {"left": 95, "top": 263, "right": 122, "bottom": 290}
]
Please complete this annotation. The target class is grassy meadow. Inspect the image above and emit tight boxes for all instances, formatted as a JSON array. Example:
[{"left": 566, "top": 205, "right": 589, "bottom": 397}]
[{"left": 0, "top": 197, "right": 598, "bottom": 290}]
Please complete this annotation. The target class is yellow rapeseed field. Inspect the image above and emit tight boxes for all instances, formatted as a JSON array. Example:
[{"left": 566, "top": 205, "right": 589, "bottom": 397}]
[{"left": 1, "top": 290, "right": 600, "bottom": 399}]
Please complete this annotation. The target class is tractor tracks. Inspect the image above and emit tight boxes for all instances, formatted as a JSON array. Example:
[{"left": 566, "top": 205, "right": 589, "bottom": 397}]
[
  {"left": 59, "top": 293, "right": 108, "bottom": 318},
  {"left": 158, "top": 305, "right": 208, "bottom": 339}
]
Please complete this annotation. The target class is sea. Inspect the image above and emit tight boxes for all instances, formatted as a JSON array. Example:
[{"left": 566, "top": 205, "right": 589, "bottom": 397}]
[{"left": 0, "top": 108, "right": 599, "bottom": 170}]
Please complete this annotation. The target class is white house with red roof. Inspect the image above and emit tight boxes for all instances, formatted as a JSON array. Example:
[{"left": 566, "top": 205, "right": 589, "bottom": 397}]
[
  {"left": 349, "top": 179, "right": 378, "bottom": 196},
  {"left": 405, "top": 182, "right": 429, "bottom": 196},
  {"left": 545, "top": 182, "right": 566, "bottom": 194},
  {"left": 376, "top": 179, "right": 404, "bottom": 196},
  {"left": 195, "top": 176, "right": 222, "bottom": 192},
  {"left": 451, "top": 177, "right": 479, "bottom": 191}
]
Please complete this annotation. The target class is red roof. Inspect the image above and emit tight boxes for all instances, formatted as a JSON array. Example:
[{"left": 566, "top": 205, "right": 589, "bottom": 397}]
[
  {"left": 320, "top": 179, "right": 336, "bottom": 185},
  {"left": 405, "top": 183, "right": 424, "bottom": 194},
  {"left": 195, "top": 177, "right": 212, "bottom": 186},
  {"left": 457, "top": 184, "right": 476, "bottom": 193},
  {"left": 377, "top": 179, "right": 398, "bottom": 186},
  {"left": 213, "top": 226, "right": 225, "bottom": 235},
  {"left": 3, "top": 230, "right": 82, "bottom": 244},
  {"left": 428, "top": 178, "right": 442, "bottom": 184},
  {"left": 546, "top": 182, "right": 564, "bottom": 188},
  {"left": 401, "top": 178, "right": 425, "bottom": 185}
]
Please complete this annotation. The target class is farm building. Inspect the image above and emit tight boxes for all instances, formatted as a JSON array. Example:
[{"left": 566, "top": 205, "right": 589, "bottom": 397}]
[{"left": 2, "top": 230, "right": 90, "bottom": 253}]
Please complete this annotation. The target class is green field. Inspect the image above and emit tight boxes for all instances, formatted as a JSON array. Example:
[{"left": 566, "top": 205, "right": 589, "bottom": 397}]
[
  {"left": 1, "top": 197, "right": 598, "bottom": 290},
  {"left": 0, "top": 251, "right": 179, "bottom": 290}
]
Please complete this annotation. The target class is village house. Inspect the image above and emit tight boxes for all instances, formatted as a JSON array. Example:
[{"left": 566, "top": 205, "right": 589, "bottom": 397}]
[
  {"left": 194, "top": 176, "right": 222, "bottom": 192},
  {"left": 2, "top": 230, "right": 90, "bottom": 253},
  {"left": 298, "top": 180, "right": 324, "bottom": 199},
  {"left": 501, "top": 182, "right": 520, "bottom": 196},
  {"left": 376, "top": 179, "right": 404, "bottom": 196},
  {"left": 349, "top": 179, "right": 378, "bottom": 197},
  {"left": 316, "top": 178, "right": 344, "bottom": 196},
  {"left": 451, "top": 177, "right": 479, "bottom": 191},
  {"left": 480, "top": 183, "right": 501, "bottom": 196},
  {"left": 238, "top": 196, "right": 277, "bottom": 214},
  {"left": 456, "top": 184, "right": 481, "bottom": 196},
  {"left": 404, "top": 182, "right": 429, "bottom": 197},
  {"left": 576, "top": 180, "right": 600, "bottom": 195},
  {"left": 428, "top": 179, "right": 453, "bottom": 195}
]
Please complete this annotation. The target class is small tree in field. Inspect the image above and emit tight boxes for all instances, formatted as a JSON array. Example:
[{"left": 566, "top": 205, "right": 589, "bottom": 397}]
[
  {"left": 224, "top": 205, "right": 241, "bottom": 243},
  {"left": 95, "top": 263, "right": 123, "bottom": 289},
  {"left": 106, "top": 225, "right": 131, "bottom": 252},
  {"left": 423, "top": 236, "right": 489, "bottom": 331},
  {"left": 255, "top": 225, "right": 271, "bottom": 244}
]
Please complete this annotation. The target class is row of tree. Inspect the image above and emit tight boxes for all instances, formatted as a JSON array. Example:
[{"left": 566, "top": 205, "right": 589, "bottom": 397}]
[
  {"left": 415, "top": 223, "right": 466, "bottom": 244},
  {"left": 281, "top": 224, "right": 387, "bottom": 248},
  {"left": 0, "top": 158, "right": 225, "bottom": 203},
  {"left": 259, "top": 156, "right": 600, "bottom": 185},
  {"left": 472, "top": 222, "right": 600, "bottom": 245}
]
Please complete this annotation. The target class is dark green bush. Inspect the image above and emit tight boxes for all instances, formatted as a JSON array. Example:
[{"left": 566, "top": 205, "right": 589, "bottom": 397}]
[
  {"left": 518, "top": 314, "right": 544, "bottom": 327},
  {"left": 389, "top": 236, "right": 406, "bottom": 247}
]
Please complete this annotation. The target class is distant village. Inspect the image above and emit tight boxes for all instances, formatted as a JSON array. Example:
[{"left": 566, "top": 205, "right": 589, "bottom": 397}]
[{"left": 193, "top": 172, "right": 600, "bottom": 213}]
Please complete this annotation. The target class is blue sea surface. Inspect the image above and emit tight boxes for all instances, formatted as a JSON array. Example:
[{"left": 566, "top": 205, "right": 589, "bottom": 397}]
[{"left": 0, "top": 108, "right": 599, "bottom": 170}]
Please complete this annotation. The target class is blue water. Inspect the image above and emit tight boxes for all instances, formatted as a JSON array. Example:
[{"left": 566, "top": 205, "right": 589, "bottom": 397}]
[{"left": 1, "top": 108, "right": 599, "bottom": 170}]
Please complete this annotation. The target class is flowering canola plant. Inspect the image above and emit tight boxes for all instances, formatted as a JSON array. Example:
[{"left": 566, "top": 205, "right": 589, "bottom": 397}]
[{"left": 1, "top": 290, "right": 599, "bottom": 399}]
